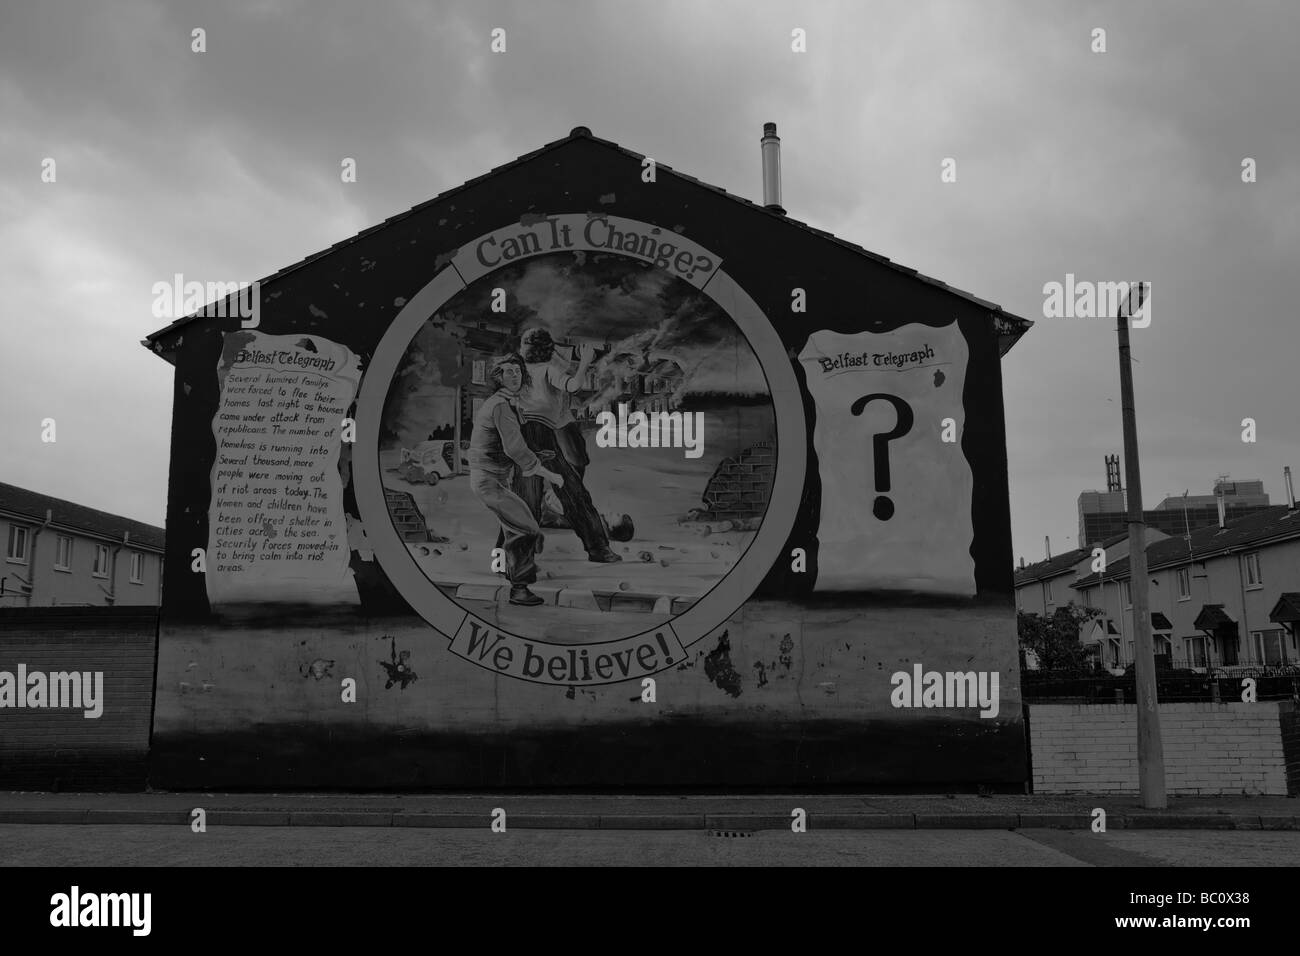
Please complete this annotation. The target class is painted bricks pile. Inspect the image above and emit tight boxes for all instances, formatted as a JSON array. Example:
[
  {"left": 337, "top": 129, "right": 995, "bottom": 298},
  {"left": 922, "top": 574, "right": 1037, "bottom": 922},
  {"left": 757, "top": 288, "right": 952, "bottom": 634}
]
[
  {"left": 699, "top": 442, "right": 775, "bottom": 521},
  {"left": 1029, "top": 702, "right": 1290, "bottom": 795}
]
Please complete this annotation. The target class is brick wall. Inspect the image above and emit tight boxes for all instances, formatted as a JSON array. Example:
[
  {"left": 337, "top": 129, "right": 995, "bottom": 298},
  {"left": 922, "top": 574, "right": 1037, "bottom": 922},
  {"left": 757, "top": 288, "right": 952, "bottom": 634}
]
[
  {"left": 0, "top": 607, "right": 157, "bottom": 790},
  {"left": 1029, "top": 702, "right": 1290, "bottom": 795},
  {"left": 700, "top": 442, "right": 775, "bottom": 521}
]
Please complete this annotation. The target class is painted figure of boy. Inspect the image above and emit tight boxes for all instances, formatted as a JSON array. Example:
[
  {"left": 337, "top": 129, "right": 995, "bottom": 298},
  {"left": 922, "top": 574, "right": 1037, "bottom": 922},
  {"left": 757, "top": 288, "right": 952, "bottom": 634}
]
[{"left": 468, "top": 354, "right": 563, "bottom": 606}]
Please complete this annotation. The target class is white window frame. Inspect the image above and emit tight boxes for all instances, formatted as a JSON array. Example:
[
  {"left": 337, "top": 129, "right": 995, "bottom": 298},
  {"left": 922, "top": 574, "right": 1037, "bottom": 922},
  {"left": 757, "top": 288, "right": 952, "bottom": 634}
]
[
  {"left": 1153, "top": 634, "right": 1172, "bottom": 657},
  {"left": 1243, "top": 552, "right": 1262, "bottom": 589},
  {"left": 92, "top": 543, "right": 110, "bottom": 579},
  {"left": 129, "top": 551, "right": 144, "bottom": 584},
  {"left": 54, "top": 534, "right": 73, "bottom": 571},
  {"left": 6, "top": 524, "right": 30, "bottom": 564},
  {"left": 1185, "top": 635, "right": 1208, "bottom": 668},
  {"left": 1251, "top": 629, "right": 1285, "bottom": 665},
  {"left": 1176, "top": 567, "right": 1190, "bottom": 601}
]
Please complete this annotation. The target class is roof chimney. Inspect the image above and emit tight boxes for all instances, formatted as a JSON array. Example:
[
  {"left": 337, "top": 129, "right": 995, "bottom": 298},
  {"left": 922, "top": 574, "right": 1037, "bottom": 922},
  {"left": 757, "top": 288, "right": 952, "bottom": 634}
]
[
  {"left": 1044, "top": 536, "right": 1051, "bottom": 559},
  {"left": 760, "top": 123, "right": 785, "bottom": 215},
  {"left": 1285, "top": 465, "right": 1296, "bottom": 510},
  {"left": 1216, "top": 488, "right": 1227, "bottom": 528}
]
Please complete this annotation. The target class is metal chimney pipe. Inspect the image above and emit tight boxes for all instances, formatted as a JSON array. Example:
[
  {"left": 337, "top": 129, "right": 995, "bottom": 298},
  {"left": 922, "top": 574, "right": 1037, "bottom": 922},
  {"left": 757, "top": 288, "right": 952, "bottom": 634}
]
[
  {"left": 761, "top": 122, "right": 785, "bottom": 214},
  {"left": 1045, "top": 536, "right": 1051, "bottom": 559},
  {"left": 1216, "top": 490, "right": 1226, "bottom": 528},
  {"left": 1285, "top": 466, "right": 1296, "bottom": 509}
]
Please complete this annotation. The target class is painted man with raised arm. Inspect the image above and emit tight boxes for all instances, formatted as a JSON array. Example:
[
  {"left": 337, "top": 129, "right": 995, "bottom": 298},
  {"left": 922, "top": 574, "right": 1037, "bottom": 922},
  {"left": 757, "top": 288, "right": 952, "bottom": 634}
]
[{"left": 516, "top": 327, "right": 622, "bottom": 563}]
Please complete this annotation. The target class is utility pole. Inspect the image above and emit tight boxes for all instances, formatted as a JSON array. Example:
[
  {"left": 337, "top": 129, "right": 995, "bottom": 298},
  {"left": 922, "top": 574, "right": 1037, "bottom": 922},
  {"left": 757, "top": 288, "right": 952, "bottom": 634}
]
[{"left": 1116, "top": 281, "right": 1166, "bottom": 808}]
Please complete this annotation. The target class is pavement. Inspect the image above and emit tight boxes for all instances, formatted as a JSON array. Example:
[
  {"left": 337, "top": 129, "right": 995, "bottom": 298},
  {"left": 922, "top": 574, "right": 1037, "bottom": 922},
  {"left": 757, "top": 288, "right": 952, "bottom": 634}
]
[{"left": 1, "top": 791, "right": 1296, "bottom": 830}]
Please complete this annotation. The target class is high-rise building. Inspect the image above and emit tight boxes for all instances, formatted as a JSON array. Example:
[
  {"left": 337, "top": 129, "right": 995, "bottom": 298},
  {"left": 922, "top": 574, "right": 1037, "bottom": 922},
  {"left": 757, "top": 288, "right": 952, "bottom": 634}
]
[{"left": 1077, "top": 459, "right": 1271, "bottom": 547}]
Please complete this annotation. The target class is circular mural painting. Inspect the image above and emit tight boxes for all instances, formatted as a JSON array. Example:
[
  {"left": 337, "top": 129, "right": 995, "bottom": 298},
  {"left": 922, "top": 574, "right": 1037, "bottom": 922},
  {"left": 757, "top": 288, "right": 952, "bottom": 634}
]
[{"left": 353, "top": 217, "right": 804, "bottom": 684}]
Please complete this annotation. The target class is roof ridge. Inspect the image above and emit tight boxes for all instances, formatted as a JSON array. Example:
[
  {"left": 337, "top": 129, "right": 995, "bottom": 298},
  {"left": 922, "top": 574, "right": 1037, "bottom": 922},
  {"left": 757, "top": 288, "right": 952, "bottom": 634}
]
[{"left": 143, "top": 127, "right": 1034, "bottom": 350}]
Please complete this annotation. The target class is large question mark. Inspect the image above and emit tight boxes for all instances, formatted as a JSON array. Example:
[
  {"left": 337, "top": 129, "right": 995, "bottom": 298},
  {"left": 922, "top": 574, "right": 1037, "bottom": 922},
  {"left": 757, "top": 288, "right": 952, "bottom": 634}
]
[{"left": 850, "top": 393, "right": 914, "bottom": 520}]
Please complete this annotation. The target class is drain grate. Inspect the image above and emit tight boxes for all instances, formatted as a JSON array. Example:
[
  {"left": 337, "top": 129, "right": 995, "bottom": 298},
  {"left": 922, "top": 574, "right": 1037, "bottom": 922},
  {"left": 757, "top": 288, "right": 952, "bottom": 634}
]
[{"left": 708, "top": 829, "right": 755, "bottom": 839}]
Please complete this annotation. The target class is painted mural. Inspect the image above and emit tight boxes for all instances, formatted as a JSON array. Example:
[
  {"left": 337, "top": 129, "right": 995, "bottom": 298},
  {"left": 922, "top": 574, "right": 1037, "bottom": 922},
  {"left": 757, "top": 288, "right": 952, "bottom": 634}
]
[{"left": 149, "top": 167, "right": 1025, "bottom": 790}]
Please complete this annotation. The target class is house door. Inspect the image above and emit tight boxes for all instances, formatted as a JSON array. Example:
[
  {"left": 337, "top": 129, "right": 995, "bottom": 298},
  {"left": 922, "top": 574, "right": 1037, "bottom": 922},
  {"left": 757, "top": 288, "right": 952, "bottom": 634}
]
[{"left": 1214, "top": 624, "right": 1239, "bottom": 665}]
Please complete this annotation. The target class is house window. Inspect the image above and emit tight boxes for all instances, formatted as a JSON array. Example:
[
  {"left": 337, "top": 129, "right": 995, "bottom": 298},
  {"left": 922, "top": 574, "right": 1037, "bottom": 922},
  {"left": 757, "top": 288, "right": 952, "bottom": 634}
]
[
  {"left": 1044, "top": 579, "right": 1053, "bottom": 604},
  {"left": 1107, "top": 638, "right": 1123, "bottom": 668},
  {"left": 1243, "top": 552, "right": 1262, "bottom": 588},
  {"left": 6, "top": 525, "right": 30, "bottom": 563},
  {"left": 1121, "top": 579, "right": 1132, "bottom": 608},
  {"left": 54, "top": 535, "right": 72, "bottom": 571},
  {"left": 130, "top": 552, "right": 144, "bottom": 584},
  {"left": 1176, "top": 567, "right": 1190, "bottom": 601},
  {"left": 1185, "top": 635, "right": 1208, "bottom": 667},
  {"left": 1251, "top": 629, "right": 1285, "bottom": 665},
  {"left": 471, "top": 360, "right": 486, "bottom": 385},
  {"left": 92, "top": 544, "right": 110, "bottom": 578},
  {"left": 1154, "top": 634, "right": 1172, "bottom": 657}
]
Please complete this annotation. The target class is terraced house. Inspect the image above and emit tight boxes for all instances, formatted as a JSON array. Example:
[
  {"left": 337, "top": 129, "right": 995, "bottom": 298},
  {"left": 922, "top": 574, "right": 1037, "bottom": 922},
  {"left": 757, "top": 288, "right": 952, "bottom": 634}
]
[
  {"left": 0, "top": 482, "right": 163, "bottom": 607},
  {"left": 1070, "top": 502, "right": 1300, "bottom": 673}
]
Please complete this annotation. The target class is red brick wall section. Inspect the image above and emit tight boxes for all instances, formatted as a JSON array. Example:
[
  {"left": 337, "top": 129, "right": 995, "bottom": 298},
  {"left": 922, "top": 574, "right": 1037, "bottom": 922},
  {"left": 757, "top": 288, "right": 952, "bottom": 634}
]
[
  {"left": 1280, "top": 700, "right": 1300, "bottom": 797},
  {"left": 0, "top": 607, "right": 157, "bottom": 791},
  {"left": 1028, "top": 702, "right": 1288, "bottom": 795}
]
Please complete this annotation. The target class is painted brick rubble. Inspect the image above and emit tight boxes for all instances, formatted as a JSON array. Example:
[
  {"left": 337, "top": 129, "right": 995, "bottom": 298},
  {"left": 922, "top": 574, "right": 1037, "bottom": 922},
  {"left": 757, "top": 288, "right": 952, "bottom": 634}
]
[{"left": 699, "top": 442, "right": 775, "bottom": 522}]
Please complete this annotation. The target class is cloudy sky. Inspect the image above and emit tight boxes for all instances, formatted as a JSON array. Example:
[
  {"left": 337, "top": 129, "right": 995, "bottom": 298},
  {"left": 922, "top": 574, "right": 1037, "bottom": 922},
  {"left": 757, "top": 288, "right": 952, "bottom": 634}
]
[{"left": 1, "top": 0, "right": 1296, "bottom": 565}]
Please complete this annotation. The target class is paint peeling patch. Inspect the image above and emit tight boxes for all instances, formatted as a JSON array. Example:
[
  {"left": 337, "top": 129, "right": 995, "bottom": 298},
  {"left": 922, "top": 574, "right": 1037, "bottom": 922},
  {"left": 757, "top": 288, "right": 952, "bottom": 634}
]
[
  {"left": 394, "top": 296, "right": 407, "bottom": 307},
  {"left": 598, "top": 193, "right": 616, "bottom": 205},
  {"left": 377, "top": 636, "right": 418, "bottom": 690},
  {"left": 753, "top": 661, "right": 768, "bottom": 688},
  {"left": 933, "top": 368, "right": 946, "bottom": 387},
  {"left": 818, "top": 681, "right": 836, "bottom": 695},
  {"left": 301, "top": 658, "right": 335, "bottom": 680},
  {"left": 519, "top": 212, "right": 549, "bottom": 226},
  {"left": 182, "top": 382, "right": 192, "bottom": 396},
  {"left": 703, "top": 631, "right": 743, "bottom": 697},
  {"left": 307, "top": 304, "right": 328, "bottom": 319},
  {"left": 346, "top": 514, "right": 374, "bottom": 561},
  {"left": 565, "top": 685, "right": 576, "bottom": 700},
  {"left": 778, "top": 634, "right": 794, "bottom": 670}
]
